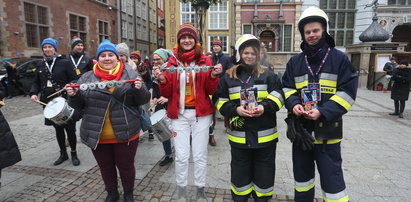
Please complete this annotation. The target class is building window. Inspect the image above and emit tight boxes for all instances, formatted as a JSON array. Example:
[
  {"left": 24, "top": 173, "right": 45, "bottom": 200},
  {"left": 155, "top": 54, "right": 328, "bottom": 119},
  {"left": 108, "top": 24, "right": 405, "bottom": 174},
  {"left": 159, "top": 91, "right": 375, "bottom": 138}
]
[
  {"left": 136, "top": 23, "right": 142, "bottom": 39},
  {"left": 136, "top": 3, "right": 141, "bottom": 17},
  {"left": 122, "top": 20, "right": 127, "bottom": 38},
  {"left": 208, "top": 36, "right": 228, "bottom": 53},
  {"left": 181, "top": 2, "right": 196, "bottom": 27},
  {"left": 98, "top": 20, "right": 109, "bottom": 43},
  {"left": 320, "top": 0, "right": 356, "bottom": 46},
  {"left": 242, "top": 24, "right": 252, "bottom": 34},
  {"left": 128, "top": 22, "right": 134, "bottom": 39},
  {"left": 69, "top": 14, "right": 87, "bottom": 48},
  {"left": 141, "top": 2, "right": 147, "bottom": 21},
  {"left": 388, "top": 0, "right": 411, "bottom": 5},
  {"left": 24, "top": 2, "right": 50, "bottom": 48},
  {"left": 96, "top": 0, "right": 107, "bottom": 4},
  {"left": 209, "top": 1, "right": 228, "bottom": 30},
  {"left": 245, "top": 0, "right": 261, "bottom": 2},
  {"left": 283, "top": 25, "right": 292, "bottom": 52},
  {"left": 121, "top": 0, "right": 127, "bottom": 13}
]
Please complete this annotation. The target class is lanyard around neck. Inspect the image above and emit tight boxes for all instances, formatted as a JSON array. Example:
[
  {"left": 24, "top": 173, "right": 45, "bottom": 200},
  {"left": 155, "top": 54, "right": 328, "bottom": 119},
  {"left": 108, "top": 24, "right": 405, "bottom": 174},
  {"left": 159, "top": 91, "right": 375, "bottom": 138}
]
[
  {"left": 304, "top": 47, "right": 331, "bottom": 79},
  {"left": 70, "top": 55, "right": 84, "bottom": 69},
  {"left": 45, "top": 57, "right": 57, "bottom": 73}
]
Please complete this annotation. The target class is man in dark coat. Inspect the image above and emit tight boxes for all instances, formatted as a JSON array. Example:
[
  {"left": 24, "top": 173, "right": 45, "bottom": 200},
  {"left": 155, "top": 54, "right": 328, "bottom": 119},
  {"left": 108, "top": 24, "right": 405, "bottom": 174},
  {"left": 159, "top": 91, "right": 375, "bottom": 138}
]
[
  {"left": 0, "top": 81, "right": 22, "bottom": 187},
  {"left": 209, "top": 38, "right": 233, "bottom": 146},
  {"left": 66, "top": 37, "right": 94, "bottom": 78},
  {"left": 389, "top": 59, "right": 411, "bottom": 118},
  {"left": 2, "top": 58, "right": 27, "bottom": 98}
]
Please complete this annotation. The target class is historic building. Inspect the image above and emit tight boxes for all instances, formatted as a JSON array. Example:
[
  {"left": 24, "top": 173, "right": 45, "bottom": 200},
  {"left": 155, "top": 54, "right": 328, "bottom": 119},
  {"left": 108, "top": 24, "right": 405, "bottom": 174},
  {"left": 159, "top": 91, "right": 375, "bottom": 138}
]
[
  {"left": 164, "top": 0, "right": 234, "bottom": 55},
  {"left": 0, "top": 0, "right": 118, "bottom": 58}
]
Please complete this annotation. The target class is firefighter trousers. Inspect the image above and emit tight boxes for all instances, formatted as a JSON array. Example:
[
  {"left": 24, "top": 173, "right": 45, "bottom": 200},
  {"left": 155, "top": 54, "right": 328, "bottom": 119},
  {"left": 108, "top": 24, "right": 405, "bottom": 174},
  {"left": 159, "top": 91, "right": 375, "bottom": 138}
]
[
  {"left": 230, "top": 143, "right": 276, "bottom": 202},
  {"left": 292, "top": 142, "right": 349, "bottom": 202}
]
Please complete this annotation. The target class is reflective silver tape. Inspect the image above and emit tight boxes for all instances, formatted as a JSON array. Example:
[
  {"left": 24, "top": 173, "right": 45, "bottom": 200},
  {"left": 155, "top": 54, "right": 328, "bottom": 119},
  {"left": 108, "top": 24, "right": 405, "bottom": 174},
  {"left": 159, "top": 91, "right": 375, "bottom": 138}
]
[
  {"left": 229, "top": 86, "right": 241, "bottom": 94},
  {"left": 320, "top": 73, "right": 338, "bottom": 81}
]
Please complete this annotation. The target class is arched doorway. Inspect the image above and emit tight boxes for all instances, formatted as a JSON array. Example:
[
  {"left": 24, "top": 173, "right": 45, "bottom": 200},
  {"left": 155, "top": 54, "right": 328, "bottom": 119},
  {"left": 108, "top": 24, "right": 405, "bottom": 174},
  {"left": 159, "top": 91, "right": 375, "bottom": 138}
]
[
  {"left": 260, "top": 30, "right": 275, "bottom": 52},
  {"left": 392, "top": 24, "right": 411, "bottom": 52}
]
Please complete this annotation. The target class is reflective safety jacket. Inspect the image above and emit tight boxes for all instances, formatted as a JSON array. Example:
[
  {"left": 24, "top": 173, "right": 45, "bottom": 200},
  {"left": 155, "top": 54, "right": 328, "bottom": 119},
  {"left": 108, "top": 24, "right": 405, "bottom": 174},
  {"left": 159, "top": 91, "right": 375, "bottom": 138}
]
[
  {"left": 217, "top": 65, "right": 284, "bottom": 149},
  {"left": 282, "top": 44, "right": 358, "bottom": 144}
]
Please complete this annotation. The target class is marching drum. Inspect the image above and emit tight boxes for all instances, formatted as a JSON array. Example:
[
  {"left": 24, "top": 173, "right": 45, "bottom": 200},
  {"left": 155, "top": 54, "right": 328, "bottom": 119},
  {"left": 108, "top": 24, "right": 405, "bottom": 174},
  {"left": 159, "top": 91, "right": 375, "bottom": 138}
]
[
  {"left": 44, "top": 97, "right": 74, "bottom": 125},
  {"left": 149, "top": 109, "right": 173, "bottom": 142}
]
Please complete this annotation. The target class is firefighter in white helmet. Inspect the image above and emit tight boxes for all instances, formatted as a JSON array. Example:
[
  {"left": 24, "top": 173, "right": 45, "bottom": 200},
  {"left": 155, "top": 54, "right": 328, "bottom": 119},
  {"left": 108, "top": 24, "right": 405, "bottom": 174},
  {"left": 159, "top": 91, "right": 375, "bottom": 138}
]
[
  {"left": 216, "top": 34, "right": 284, "bottom": 201},
  {"left": 282, "top": 7, "right": 358, "bottom": 202}
]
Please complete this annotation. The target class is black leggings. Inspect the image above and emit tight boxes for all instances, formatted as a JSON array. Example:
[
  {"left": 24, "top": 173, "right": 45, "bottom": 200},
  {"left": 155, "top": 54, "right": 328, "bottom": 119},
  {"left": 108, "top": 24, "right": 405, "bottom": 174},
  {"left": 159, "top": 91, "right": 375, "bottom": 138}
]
[
  {"left": 394, "top": 100, "right": 406, "bottom": 113},
  {"left": 54, "top": 122, "right": 77, "bottom": 152}
]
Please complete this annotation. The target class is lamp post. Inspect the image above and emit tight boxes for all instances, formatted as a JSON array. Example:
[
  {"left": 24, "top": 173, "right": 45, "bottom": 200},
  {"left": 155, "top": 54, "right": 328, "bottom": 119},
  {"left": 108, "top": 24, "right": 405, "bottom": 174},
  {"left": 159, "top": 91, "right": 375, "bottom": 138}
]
[{"left": 180, "top": 0, "right": 221, "bottom": 45}]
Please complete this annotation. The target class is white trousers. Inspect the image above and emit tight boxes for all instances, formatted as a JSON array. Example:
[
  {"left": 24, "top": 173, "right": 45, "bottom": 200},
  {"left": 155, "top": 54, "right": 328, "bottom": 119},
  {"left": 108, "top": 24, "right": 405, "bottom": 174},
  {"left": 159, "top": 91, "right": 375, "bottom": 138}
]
[{"left": 171, "top": 109, "right": 212, "bottom": 187}]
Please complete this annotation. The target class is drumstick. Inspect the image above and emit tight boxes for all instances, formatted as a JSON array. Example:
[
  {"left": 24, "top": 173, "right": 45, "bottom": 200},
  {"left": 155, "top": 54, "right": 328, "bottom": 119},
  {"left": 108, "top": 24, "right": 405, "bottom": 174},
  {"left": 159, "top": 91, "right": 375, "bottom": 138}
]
[
  {"left": 36, "top": 100, "right": 48, "bottom": 106},
  {"left": 47, "top": 88, "right": 65, "bottom": 98}
]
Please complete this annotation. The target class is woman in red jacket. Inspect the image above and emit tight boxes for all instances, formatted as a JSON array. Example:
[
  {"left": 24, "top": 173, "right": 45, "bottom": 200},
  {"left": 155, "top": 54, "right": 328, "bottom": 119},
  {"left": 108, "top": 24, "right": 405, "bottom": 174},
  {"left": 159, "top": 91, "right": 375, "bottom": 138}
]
[{"left": 154, "top": 22, "right": 222, "bottom": 201}]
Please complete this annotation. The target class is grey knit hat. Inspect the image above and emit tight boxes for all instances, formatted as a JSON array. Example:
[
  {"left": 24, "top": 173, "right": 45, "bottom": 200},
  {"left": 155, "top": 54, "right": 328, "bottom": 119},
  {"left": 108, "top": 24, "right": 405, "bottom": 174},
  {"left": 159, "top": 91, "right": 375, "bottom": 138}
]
[
  {"left": 71, "top": 37, "right": 83, "bottom": 50},
  {"left": 116, "top": 43, "right": 130, "bottom": 58}
]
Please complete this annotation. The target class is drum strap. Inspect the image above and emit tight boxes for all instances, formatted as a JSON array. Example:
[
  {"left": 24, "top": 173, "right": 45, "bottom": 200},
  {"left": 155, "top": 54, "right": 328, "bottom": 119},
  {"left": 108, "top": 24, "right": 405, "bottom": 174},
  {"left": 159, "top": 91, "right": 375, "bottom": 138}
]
[
  {"left": 111, "top": 95, "right": 152, "bottom": 132},
  {"left": 111, "top": 96, "right": 139, "bottom": 117}
]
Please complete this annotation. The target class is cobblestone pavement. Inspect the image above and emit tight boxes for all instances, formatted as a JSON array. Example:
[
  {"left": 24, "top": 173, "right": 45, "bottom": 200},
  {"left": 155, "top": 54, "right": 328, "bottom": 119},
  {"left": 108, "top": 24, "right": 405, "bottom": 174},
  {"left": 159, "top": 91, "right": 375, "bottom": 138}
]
[{"left": 1, "top": 89, "right": 411, "bottom": 201}]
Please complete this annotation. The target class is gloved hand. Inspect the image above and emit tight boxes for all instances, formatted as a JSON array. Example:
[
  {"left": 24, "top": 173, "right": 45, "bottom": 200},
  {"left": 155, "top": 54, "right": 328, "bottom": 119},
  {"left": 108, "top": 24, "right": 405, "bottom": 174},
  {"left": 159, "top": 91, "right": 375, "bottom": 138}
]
[
  {"left": 295, "top": 117, "right": 315, "bottom": 151},
  {"left": 285, "top": 113, "right": 298, "bottom": 143}
]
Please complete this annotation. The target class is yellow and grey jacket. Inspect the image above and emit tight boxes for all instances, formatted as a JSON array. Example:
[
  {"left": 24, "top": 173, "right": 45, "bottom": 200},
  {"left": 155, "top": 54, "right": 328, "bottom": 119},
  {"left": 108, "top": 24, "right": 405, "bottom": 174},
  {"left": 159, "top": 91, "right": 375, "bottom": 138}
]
[
  {"left": 282, "top": 45, "right": 358, "bottom": 144},
  {"left": 216, "top": 65, "right": 284, "bottom": 149}
]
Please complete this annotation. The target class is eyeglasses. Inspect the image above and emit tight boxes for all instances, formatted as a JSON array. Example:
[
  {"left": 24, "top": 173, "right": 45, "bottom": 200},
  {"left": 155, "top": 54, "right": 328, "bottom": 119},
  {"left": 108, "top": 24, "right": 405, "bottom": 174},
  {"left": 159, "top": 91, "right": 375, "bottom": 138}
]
[{"left": 153, "top": 58, "right": 161, "bottom": 61}]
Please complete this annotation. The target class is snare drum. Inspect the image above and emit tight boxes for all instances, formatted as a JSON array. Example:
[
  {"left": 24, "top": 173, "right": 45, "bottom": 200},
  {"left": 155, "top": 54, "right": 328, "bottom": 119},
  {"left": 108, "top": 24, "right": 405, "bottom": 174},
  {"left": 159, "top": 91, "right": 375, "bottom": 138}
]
[
  {"left": 149, "top": 109, "right": 172, "bottom": 142},
  {"left": 44, "top": 97, "right": 74, "bottom": 125}
]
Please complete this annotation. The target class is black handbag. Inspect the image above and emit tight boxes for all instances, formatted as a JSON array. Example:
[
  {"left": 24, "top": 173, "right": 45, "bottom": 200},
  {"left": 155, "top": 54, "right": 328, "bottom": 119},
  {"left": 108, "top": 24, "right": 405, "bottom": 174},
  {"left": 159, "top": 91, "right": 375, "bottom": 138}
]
[{"left": 314, "top": 117, "right": 343, "bottom": 140}]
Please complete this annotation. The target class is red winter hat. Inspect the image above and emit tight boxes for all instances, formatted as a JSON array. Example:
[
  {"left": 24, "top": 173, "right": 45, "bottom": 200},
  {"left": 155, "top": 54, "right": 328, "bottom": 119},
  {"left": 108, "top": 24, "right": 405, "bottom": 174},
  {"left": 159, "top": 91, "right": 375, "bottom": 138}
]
[
  {"left": 177, "top": 22, "right": 198, "bottom": 43},
  {"left": 212, "top": 38, "right": 222, "bottom": 48}
]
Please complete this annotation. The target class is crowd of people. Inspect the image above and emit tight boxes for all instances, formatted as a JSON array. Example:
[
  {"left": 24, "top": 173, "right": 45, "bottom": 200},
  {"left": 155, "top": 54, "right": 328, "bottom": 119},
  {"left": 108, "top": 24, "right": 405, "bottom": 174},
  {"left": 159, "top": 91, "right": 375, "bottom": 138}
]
[{"left": 1, "top": 6, "right": 411, "bottom": 202}]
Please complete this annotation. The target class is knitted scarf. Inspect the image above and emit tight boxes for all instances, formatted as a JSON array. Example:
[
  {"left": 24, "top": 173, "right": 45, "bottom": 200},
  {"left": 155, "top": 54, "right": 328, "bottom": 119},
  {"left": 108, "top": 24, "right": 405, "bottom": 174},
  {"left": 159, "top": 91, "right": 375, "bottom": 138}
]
[{"left": 93, "top": 61, "right": 124, "bottom": 81}]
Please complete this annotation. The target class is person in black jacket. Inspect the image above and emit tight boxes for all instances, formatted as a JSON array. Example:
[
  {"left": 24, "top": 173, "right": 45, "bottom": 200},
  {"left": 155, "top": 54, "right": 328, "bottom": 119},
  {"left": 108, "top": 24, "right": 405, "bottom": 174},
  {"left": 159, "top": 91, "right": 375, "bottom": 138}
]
[
  {"left": 2, "top": 58, "right": 27, "bottom": 98},
  {"left": 29, "top": 38, "right": 80, "bottom": 166},
  {"left": 66, "top": 37, "right": 94, "bottom": 78},
  {"left": 216, "top": 34, "right": 283, "bottom": 201},
  {"left": 389, "top": 59, "right": 411, "bottom": 118},
  {"left": 209, "top": 38, "right": 233, "bottom": 146},
  {"left": 0, "top": 81, "right": 22, "bottom": 188}
]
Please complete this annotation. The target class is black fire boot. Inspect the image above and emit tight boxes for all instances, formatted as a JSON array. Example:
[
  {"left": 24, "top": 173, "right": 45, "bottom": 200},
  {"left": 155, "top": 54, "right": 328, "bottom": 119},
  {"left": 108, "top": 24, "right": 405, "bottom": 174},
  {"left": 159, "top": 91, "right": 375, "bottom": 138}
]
[
  {"left": 71, "top": 151, "right": 80, "bottom": 166},
  {"left": 53, "top": 151, "right": 68, "bottom": 166},
  {"left": 104, "top": 188, "right": 119, "bottom": 202},
  {"left": 123, "top": 189, "right": 134, "bottom": 202}
]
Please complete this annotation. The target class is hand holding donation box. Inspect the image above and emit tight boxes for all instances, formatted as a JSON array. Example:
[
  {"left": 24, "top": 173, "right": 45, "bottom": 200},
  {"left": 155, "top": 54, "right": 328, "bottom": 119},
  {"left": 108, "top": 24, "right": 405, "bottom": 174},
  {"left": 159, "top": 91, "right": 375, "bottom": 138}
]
[
  {"left": 301, "top": 83, "right": 321, "bottom": 111},
  {"left": 240, "top": 87, "right": 258, "bottom": 112}
]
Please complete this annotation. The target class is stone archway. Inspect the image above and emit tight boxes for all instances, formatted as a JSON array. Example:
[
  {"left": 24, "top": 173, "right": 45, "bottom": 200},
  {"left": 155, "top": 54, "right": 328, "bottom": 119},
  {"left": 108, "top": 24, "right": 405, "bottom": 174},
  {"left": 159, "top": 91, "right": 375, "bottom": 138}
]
[
  {"left": 392, "top": 24, "right": 411, "bottom": 52},
  {"left": 259, "top": 30, "right": 276, "bottom": 52}
]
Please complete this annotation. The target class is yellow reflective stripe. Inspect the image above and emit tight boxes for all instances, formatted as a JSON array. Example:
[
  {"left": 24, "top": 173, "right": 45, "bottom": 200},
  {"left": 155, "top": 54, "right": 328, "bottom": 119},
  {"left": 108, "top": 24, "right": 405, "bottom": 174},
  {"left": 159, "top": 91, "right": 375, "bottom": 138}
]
[
  {"left": 321, "top": 86, "right": 337, "bottom": 94},
  {"left": 295, "top": 179, "right": 315, "bottom": 192},
  {"left": 231, "top": 184, "right": 253, "bottom": 196},
  {"left": 253, "top": 185, "right": 274, "bottom": 197},
  {"left": 228, "top": 134, "right": 246, "bottom": 144},
  {"left": 258, "top": 132, "right": 278, "bottom": 143},
  {"left": 323, "top": 190, "right": 349, "bottom": 202},
  {"left": 330, "top": 91, "right": 355, "bottom": 111},
  {"left": 319, "top": 79, "right": 337, "bottom": 88},
  {"left": 258, "top": 90, "right": 268, "bottom": 99},
  {"left": 267, "top": 94, "right": 283, "bottom": 109},
  {"left": 295, "top": 80, "right": 308, "bottom": 89},
  {"left": 283, "top": 88, "right": 297, "bottom": 99},
  {"left": 216, "top": 98, "right": 228, "bottom": 111},
  {"left": 229, "top": 93, "right": 240, "bottom": 100},
  {"left": 294, "top": 74, "right": 308, "bottom": 89},
  {"left": 314, "top": 139, "right": 342, "bottom": 144},
  {"left": 323, "top": 195, "right": 349, "bottom": 202}
]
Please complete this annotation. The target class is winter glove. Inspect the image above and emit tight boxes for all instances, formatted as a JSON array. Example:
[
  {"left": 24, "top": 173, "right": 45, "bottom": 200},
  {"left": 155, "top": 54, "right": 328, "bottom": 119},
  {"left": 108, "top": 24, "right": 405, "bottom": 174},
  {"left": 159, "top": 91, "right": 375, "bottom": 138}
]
[
  {"left": 285, "top": 113, "right": 298, "bottom": 143},
  {"left": 295, "top": 117, "right": 315, "bottom": 151}
]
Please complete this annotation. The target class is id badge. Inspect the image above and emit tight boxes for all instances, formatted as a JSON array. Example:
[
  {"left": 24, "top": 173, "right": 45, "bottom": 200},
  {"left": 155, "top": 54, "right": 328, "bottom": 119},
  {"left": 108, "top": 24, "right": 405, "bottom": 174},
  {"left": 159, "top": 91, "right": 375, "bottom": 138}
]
[
  {"left": 185, "top": 85, "right": 192, "bottom": 96},
  {"left": 76, "top": 69, "right": 81, "bottom": 75},
  {"left": 307, "top": 83, "right": 321, "bottom": 101},
  {"left": 47, "top": 80, "right": 53, "bottom": 87}
]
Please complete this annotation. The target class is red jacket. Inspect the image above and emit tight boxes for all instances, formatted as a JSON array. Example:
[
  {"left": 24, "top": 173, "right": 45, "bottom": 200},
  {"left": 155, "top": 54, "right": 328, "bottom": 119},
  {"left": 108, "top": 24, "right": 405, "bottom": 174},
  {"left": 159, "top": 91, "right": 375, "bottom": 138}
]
[{"left": 159, "top": 53, "right": 219, "bottom": 119}]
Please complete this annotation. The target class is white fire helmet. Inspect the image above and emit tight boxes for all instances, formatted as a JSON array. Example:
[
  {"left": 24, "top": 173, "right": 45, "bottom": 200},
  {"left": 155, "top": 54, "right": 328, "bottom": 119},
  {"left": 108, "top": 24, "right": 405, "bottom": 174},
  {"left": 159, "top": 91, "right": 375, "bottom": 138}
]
[
  {"left": 298, "top": 7, "right": 329, "bottom": 37},
  {"left": 234, "top": 34, "right": 260, "bottom": 63}
]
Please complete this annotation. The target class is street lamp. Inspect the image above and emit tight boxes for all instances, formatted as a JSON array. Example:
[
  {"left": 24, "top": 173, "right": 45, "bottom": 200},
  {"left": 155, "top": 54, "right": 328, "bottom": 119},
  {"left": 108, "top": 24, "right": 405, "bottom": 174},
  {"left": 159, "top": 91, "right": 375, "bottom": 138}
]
[{"left": 180, "top": 0, "right": 221, "bottom": 45}]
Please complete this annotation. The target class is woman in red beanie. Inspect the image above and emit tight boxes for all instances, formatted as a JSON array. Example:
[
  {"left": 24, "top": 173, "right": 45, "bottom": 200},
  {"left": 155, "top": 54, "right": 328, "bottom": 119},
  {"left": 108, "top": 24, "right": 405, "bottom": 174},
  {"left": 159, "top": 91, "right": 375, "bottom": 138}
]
[{"left": 154, "top": 22, "right": 222, "bottom": 201}]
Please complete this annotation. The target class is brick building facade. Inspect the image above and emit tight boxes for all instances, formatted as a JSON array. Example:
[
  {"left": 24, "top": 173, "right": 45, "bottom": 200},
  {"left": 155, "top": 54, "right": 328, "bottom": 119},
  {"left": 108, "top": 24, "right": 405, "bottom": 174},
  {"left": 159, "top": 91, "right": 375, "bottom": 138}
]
[{"left": 0, "top": 0, "right": 118, "bottom": 58}]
